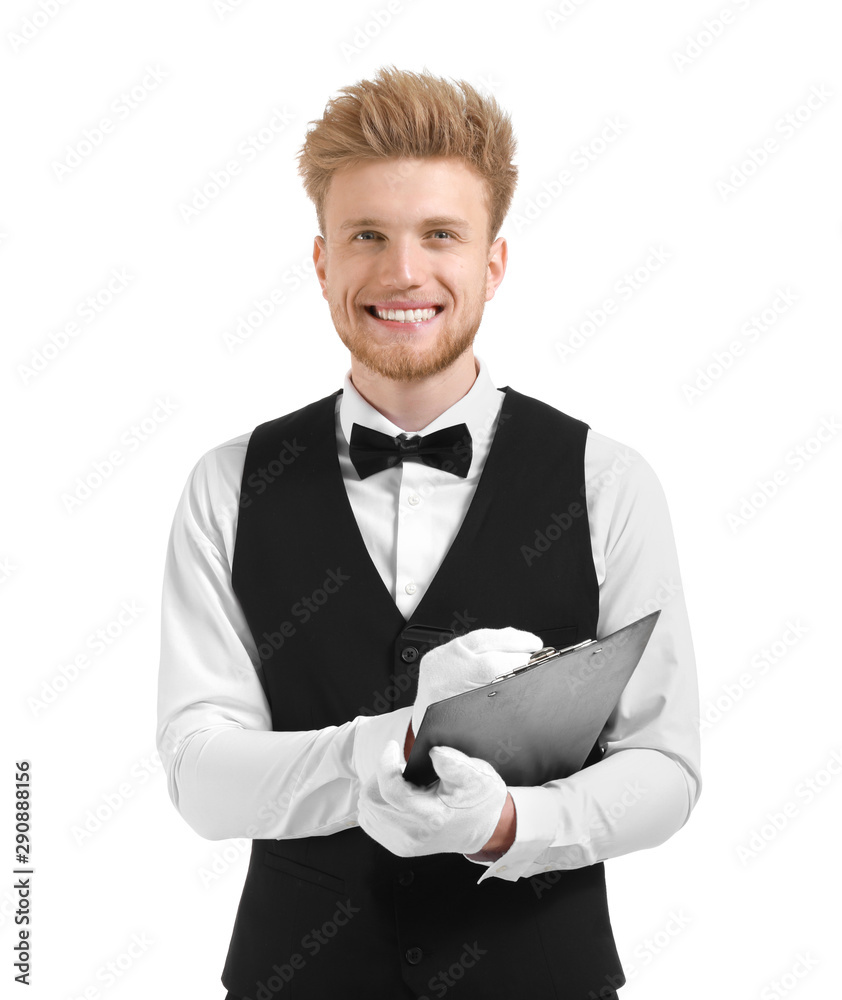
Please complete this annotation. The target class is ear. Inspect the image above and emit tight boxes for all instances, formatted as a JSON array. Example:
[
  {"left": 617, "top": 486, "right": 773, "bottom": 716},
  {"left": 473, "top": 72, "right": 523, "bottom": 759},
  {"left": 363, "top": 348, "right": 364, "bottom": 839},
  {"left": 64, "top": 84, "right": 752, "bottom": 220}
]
[
  {"left": 313, "top": 235, "right": 328, "bottom": 300},
  {"left": 485, "top": 236, "right": 507, "bottom": 302}
]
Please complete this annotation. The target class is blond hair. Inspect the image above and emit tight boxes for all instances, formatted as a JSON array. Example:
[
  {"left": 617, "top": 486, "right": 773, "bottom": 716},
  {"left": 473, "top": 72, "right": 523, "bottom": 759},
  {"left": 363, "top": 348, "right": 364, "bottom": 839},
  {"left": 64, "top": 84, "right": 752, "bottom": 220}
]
[{"left": 296, "top": 65, "right": 518, "bottom": 245}]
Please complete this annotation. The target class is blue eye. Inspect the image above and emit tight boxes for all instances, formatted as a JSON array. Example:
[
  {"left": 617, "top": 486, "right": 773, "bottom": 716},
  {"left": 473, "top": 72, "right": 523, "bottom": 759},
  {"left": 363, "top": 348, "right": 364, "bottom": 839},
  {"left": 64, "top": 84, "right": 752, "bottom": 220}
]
[{"left": 351, "top": 230, "right": 456, "bottom": 242}]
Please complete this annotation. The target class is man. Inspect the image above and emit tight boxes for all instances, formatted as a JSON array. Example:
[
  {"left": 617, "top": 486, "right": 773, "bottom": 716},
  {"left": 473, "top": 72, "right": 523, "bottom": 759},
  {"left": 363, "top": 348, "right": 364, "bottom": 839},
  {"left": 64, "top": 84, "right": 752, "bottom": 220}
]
[{"left": 157, "top": 66, "right": 701, "bottom": 999}]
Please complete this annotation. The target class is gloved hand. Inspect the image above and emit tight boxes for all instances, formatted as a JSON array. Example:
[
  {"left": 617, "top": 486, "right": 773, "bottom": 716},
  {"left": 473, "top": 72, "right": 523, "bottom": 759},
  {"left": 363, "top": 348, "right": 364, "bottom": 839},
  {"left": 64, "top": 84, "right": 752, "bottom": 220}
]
[
  {"left": 411, "top": 626, "right": 544, "bottom": 736},
  {"left": 358, "top": 740, "right": 508, "bottom": 856}
]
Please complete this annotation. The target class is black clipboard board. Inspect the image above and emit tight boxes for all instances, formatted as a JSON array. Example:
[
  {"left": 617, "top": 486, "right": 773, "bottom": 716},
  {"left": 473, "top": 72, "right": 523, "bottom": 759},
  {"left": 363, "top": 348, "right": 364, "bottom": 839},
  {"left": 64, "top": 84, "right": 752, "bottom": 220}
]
[{"left": 403, "top": 610, "right": 661, "bottom": 787}]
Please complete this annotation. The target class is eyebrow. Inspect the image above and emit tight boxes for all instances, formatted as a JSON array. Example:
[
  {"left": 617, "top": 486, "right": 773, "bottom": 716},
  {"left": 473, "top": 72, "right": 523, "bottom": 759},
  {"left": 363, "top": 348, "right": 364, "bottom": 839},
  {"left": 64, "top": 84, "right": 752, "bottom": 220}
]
[{"left": 338, "top": 216, "right": 473, "bottom": 233}]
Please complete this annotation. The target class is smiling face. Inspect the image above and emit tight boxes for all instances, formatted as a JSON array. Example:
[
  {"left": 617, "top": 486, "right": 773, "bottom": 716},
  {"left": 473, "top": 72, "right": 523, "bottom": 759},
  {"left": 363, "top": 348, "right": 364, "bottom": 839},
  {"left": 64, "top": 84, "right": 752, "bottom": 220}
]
[{"left": 313, "top": 156, "right": 507, "bottom": 383}]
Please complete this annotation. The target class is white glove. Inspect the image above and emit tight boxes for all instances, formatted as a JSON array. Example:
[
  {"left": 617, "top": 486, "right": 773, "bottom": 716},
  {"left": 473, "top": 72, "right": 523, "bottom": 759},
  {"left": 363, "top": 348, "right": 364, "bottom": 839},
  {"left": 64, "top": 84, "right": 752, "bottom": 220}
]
[
  {"left": 411, "top": 626, "right": 543, "bottom": 735},
  {"left": 358, "top": 740, "right": 508, "bottom": 856}
]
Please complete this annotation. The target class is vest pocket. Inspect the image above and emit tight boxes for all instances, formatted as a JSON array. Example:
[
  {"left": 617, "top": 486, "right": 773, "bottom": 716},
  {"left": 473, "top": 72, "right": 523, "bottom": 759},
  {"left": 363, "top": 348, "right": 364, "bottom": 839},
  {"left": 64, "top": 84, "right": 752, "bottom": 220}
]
[{"left": 262, "top": 850, "right": 347, "bottom": 894}]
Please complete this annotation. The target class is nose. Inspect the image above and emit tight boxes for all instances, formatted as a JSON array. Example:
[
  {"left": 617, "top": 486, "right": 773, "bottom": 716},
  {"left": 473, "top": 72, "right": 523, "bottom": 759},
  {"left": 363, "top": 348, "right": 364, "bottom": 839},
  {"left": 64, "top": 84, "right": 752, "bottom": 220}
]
[{"left": 377, "top": 237, "right": 428, "bottom": 289}]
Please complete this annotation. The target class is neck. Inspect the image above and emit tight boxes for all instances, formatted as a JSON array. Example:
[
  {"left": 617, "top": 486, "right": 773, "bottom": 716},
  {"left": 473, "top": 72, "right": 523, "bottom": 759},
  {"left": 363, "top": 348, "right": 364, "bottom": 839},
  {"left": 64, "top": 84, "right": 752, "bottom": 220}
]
[{"left": 349, "top": 350, "right": 478, "bottom": 432}]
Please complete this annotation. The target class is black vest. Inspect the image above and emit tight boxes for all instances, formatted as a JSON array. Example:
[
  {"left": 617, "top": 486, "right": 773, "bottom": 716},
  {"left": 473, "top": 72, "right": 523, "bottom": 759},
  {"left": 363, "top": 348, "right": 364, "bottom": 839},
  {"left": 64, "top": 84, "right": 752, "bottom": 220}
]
[{"left": 223, "top": 386, "right": 624, "bottom": 1000}]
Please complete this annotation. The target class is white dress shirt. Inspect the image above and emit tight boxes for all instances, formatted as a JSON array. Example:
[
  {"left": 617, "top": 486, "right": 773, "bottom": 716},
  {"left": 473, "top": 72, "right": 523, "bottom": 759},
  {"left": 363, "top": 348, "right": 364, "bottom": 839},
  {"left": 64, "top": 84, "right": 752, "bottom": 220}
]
[{"left": 156, "top": 354, "right": 701, "bottom": 883}]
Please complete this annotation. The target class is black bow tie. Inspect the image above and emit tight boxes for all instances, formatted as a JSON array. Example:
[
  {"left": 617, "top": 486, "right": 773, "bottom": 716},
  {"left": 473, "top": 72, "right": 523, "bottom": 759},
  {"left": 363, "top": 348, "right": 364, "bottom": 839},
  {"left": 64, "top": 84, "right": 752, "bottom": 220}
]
[{"left": 349, "top": 422, "right": 473, "bottom": 480}]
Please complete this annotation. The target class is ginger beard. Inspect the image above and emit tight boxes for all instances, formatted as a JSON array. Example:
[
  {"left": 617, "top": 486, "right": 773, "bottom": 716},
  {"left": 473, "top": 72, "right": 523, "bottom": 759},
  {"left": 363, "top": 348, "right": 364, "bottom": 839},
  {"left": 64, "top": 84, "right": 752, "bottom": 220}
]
[{"left": 326, "top": 272, "right": 489, "bottom": 383}]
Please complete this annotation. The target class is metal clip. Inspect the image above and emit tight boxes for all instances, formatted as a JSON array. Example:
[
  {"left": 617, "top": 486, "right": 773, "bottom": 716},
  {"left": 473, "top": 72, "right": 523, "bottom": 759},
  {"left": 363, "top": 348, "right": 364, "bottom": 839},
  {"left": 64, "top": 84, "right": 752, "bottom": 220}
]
[{"left": 492, "top": 638, "right": 597, "bottom": 683}]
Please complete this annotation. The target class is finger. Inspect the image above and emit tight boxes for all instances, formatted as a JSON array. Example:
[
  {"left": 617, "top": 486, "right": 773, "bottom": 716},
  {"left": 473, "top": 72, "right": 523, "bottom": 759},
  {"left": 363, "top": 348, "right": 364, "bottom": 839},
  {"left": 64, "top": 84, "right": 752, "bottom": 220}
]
[
  {"left": 375, "top": 741, "right": 432, "bottom": 810},
  {"left": 375, "top": 740, "right": 405, "bottom": 785},
  {"left": 460, "top": 627, "right": 544, "bottom": 655}
]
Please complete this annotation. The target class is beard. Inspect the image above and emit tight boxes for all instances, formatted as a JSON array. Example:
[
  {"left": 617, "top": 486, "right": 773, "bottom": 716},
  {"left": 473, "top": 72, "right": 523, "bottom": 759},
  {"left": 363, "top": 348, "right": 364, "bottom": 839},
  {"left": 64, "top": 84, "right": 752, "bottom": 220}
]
[{"left": 328, "top": 280, "right": 487, "bottom": 383}]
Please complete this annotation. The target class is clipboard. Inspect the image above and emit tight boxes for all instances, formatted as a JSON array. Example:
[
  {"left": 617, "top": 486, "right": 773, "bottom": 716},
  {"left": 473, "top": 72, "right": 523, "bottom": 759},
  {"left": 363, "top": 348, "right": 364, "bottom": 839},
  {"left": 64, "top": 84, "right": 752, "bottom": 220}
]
[{"left": 403, "top": 610, "right": 661, "bottom": 787}]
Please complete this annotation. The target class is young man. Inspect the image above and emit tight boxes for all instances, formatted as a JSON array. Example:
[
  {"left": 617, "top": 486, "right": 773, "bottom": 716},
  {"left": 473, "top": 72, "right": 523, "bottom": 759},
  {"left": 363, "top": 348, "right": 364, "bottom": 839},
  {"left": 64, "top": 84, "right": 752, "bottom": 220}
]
[{"left": 157, "top": 66, "right": 701, "bottom": 1000}]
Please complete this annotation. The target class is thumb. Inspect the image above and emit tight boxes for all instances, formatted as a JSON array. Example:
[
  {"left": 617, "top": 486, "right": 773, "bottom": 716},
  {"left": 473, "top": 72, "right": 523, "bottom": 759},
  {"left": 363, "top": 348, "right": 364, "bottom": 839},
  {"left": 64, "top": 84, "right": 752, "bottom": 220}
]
[{"left": 429, "top": 746, "right": 498, "bottom": 788}]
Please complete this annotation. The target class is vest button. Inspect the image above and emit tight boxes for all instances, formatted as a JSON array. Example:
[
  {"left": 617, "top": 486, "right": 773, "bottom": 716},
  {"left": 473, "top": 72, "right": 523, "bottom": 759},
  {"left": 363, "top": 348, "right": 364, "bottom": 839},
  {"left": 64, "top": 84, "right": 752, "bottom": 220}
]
[
  {"left": 397, "top": 870, "right": 414, "bottom": 886},
  {"left": 405, "top": 946, "right": 423, "bottom": 965},
  {"left": 401, "top": 646, "right": 419, "bottom": 663}
]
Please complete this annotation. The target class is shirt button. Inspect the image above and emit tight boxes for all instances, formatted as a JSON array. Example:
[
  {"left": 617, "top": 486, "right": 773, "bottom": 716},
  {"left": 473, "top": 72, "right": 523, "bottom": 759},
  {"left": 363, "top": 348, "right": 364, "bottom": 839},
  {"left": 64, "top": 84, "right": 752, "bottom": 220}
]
[
  {"left": 497, "top": 865, "right": 507, "bottom": 872},
  {"left": 405, "top": 947, "right": 423, "bottom": 965},
  {"left": 407, "top": 494, "right": 420, "bottom": 506},
  {"left": 397, "top": 870, "right": 414, "bottom": 886},
  {"left": 404, "top": 582, "right": 417, "bottom": 595},
  {"left": 401, "top": 646, "right": 419, "bottom": 663}
]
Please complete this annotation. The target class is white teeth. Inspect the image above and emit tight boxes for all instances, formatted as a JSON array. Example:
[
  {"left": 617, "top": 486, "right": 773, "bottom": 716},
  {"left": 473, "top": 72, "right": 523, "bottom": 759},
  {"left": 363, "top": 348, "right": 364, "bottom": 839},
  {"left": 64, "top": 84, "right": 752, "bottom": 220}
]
[{"left": 373, "top": 307, "right": 438, "bottom": 322}]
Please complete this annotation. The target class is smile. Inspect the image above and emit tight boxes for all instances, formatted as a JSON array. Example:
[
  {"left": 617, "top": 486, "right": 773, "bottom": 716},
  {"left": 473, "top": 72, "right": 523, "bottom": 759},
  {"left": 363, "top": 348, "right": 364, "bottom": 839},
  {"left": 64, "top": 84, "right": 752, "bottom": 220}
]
[{"left": 366, "top": 305, "right": 444, "bottom": 324}]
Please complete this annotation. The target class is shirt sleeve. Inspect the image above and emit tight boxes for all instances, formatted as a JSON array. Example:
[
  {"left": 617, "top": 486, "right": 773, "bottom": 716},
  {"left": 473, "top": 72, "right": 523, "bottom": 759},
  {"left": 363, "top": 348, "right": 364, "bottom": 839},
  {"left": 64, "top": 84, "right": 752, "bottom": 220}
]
[
  {"left": 155, "top": 438, "right": 412, "bottom": 841},
  {"left": 469, "top": 433, "right": 702, "bottom": 883}
]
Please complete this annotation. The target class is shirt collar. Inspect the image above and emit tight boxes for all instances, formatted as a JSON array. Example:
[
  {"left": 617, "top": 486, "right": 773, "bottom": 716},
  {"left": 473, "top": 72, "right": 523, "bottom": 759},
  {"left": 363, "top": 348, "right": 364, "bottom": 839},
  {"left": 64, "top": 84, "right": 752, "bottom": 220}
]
[{"left": 338, "top": 354, "right": 503, "bottom": 450}]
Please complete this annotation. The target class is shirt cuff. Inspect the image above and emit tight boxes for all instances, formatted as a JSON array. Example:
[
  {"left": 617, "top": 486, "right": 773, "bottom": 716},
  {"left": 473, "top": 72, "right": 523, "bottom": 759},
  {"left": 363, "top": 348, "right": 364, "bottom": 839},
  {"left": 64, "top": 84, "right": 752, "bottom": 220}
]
[
  {"left": 467, "top": 785, "right": 561, "bottom": 883},
  {"left": 352, "top": 707, "right": 414, "bottom": 785}
]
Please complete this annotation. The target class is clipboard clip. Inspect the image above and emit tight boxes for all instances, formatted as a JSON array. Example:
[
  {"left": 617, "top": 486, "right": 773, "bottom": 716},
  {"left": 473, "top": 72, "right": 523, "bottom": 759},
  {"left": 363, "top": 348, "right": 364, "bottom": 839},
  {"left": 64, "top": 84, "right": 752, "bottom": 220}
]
[{"left": 492, "top": 638, "right": 596, "bottom": 682}]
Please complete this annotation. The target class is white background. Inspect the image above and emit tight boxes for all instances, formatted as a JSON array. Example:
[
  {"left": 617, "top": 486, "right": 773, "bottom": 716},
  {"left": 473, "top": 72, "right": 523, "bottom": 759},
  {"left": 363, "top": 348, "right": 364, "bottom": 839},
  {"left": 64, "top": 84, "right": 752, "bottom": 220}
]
[{"left": 3, "top": 0, "right": 841, "bottom": 997}]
